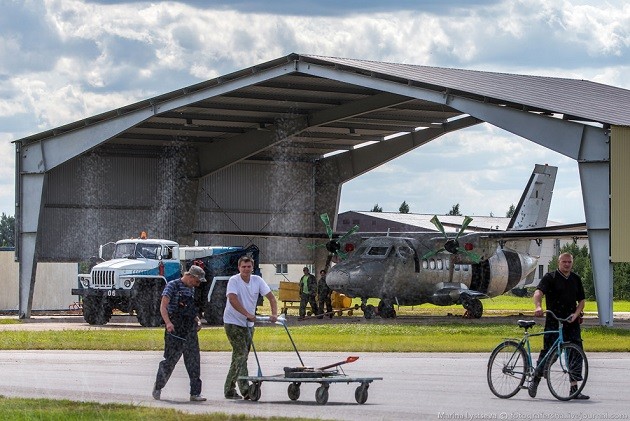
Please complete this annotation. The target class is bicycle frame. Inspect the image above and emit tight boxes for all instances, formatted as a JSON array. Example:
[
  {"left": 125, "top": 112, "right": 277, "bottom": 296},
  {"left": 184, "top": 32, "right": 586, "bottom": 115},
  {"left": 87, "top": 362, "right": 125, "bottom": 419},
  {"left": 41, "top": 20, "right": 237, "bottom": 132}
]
[{"left": 488, "top": 310, "right": 588, "bottom": 401}]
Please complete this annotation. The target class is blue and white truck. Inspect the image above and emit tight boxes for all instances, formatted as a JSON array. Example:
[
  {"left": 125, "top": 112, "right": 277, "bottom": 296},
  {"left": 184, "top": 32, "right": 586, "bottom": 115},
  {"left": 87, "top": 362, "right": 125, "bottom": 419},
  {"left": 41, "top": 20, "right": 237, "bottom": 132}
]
[{"left": 71, "top": 236, "right": 260, "bottom": 327}]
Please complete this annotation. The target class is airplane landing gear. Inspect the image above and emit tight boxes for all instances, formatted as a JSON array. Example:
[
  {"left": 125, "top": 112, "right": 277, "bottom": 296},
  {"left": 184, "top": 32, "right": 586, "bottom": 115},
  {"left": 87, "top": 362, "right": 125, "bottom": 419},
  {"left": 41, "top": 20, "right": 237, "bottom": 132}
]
[
  {"left": 462, "top": 297, "right": 483, "bottom": 318},
  {"left": 360, "top": 298, "right": 375, "bottom": 319},
  {"left": 378, "top": 300, "right": 397, "bottom": 319}
]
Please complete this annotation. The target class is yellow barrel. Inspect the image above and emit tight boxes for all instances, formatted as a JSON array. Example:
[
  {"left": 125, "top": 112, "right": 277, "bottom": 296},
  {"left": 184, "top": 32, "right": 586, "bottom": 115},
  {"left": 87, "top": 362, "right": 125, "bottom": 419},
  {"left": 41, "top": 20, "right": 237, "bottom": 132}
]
[{"left": 331, "top": 291, "right": 352, "bottom": 310}]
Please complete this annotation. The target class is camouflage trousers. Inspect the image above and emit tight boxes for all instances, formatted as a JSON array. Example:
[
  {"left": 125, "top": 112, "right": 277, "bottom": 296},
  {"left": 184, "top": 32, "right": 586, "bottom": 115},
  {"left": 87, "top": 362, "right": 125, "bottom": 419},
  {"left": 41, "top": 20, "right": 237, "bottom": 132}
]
[{"left": 224, "top": 323, "right": 254, "bottom": 397}]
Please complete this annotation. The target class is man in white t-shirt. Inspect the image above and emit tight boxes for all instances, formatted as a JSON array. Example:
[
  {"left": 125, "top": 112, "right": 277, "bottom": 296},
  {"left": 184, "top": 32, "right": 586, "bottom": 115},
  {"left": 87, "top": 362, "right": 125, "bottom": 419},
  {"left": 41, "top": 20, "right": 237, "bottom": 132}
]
[{"left": 223, "top": 255, "right": 278, "bottom": 399}]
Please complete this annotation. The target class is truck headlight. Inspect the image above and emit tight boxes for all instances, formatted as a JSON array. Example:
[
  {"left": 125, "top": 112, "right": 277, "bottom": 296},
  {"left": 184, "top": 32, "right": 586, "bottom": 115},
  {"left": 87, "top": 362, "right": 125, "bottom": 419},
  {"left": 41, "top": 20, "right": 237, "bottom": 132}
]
[
  {"left": 124, "top": 279, "right": 133, "bottom": 288},
  {"left": 80, "top": 278, "right": 89, "bottom": 288}
]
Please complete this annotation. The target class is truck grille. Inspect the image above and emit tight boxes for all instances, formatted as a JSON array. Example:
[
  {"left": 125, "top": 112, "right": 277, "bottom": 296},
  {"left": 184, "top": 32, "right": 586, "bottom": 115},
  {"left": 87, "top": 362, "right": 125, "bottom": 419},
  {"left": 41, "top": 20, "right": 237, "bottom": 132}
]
[{"left": 91, "top": 270, "right": 115, "bottom": 288}]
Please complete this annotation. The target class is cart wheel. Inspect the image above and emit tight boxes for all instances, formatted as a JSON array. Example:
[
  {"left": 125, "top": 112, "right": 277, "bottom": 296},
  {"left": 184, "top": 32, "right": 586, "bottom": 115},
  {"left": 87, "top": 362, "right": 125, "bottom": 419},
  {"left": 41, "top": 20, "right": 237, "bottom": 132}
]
[
  {"left": 249, "top": 382, "right": 262, "bottom": 401},
  {"left": 336, "top": 311, "right": 342, "bottom": 316},
  {"left": 287, "top": 382, "right": 301, "bottom": 401},
  {"left": 355, "top": 383, "right": 369, "bottom": 404},
  {"left": 315, "top": 385, "right": 329, "bottom": 405},
  {"left": 348, "top": 310, "right": 354, "bottom": 316}
]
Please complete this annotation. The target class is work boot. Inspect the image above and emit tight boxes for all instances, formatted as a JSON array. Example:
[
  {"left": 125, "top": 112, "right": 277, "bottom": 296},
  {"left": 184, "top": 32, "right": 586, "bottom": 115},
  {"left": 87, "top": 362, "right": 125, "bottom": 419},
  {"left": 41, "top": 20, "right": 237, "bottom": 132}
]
[
  {"left": 570, "top": 385, "right": 590, "bottom": 400},
  {"left": 190, "top": 394, "right": 207, "bottom": 402},
  {"left": 528, "top": 376, "right": 541, "bottom": 398},
  {"left": 224, "top": 391, "right": 242, "bottom": 399},
  {"left": 152, "top": 384, "right": 161, "bottom": 400}
]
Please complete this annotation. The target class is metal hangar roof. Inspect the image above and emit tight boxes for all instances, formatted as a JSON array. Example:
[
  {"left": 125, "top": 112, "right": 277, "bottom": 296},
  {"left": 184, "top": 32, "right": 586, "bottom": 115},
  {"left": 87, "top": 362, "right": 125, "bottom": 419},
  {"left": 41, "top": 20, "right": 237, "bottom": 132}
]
[{"left": 16, "top": 53, "right": 630, "bottom": 166}]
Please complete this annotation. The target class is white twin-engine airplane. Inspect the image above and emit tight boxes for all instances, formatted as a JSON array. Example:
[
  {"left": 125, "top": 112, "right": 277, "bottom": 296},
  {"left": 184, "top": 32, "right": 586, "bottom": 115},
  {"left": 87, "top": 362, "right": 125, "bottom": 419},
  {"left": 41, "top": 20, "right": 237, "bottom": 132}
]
[{"left": 323, "top": 164, "right": 587, "bottom": 319}]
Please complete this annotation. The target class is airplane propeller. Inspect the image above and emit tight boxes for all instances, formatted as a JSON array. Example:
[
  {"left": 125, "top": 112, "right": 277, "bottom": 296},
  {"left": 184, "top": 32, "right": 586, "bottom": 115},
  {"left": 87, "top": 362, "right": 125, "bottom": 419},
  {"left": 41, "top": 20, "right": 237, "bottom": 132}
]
[
  {"left": 422, "top": 215, "right": 481, "bottom": 263},
  {"left": 308, "top": 213, "right": 359, "bottom": 269}
]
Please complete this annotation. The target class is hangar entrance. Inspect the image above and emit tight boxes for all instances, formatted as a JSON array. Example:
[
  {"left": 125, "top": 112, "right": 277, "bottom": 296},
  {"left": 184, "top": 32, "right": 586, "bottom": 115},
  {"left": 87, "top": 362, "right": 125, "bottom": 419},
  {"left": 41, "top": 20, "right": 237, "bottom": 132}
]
[{"left": 15, "top": 54, "right": 629, "bottom": 325}]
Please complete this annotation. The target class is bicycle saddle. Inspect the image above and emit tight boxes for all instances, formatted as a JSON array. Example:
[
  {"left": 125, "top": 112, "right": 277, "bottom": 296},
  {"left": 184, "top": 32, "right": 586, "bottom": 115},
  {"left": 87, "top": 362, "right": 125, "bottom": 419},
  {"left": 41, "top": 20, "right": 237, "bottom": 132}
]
[{"left": 517, "top": 320, "right": 536, "bottom": 329}]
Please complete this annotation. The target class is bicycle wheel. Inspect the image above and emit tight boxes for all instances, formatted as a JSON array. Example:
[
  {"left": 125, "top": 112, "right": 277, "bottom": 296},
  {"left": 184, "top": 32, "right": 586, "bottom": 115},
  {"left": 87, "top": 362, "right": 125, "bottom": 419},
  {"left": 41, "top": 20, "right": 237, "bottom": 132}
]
[
  {"left": 545, "top": 342, "right": 588, "bottom": 401},
  {"left": 487, "top": 340, "right": 529, "bottom": 398}
]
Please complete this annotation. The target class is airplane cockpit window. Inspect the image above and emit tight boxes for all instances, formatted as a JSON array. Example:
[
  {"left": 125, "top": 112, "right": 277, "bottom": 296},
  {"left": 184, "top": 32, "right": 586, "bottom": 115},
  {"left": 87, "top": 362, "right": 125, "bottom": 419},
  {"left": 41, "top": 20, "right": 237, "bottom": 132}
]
[
  {"left": 454, "top": 264, "right": 460, "bottom": 271},
  {"left": 463, "top": 265, "right": 470, "bottom": 271},
  {"left": 396, "top": 246, "right": 413, "bottom": 259},
  {"left": 355, "top": 246, "right": 367, "bottom": 256},
  {"left": 366, "top": 246, "right": 390, "bottom": 257}
]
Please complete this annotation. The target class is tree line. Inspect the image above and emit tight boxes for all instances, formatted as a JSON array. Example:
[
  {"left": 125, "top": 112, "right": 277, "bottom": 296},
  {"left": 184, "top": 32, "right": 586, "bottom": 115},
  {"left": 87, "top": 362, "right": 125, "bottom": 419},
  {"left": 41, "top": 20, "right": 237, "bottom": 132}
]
[
  {"left": 0, "top": 213, "right": 14, "bottom": 247},
  {"left": 370, "top": 202, "right": 517, "bottom": 217}
]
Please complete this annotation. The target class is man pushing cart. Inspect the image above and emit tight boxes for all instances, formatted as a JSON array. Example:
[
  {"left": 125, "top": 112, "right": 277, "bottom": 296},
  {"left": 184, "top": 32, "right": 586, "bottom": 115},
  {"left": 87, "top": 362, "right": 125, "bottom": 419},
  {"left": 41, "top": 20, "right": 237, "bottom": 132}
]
[{"left": 239, "top": 315, "right": 383, "bottom": 405}]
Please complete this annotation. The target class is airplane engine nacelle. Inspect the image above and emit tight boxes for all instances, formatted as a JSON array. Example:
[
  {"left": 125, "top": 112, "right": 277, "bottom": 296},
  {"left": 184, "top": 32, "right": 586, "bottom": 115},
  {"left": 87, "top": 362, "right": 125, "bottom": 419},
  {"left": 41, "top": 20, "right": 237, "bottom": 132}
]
[{"left": 485, "top": 248, "right": 537, "bottom": 297}]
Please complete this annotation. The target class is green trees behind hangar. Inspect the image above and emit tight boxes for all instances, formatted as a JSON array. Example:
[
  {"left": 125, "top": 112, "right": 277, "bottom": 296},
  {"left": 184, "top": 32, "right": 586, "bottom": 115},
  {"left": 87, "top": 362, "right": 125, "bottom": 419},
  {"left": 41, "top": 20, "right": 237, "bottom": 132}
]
[{"left": 549, "top": 242, "right": 630, "bottom": 301}]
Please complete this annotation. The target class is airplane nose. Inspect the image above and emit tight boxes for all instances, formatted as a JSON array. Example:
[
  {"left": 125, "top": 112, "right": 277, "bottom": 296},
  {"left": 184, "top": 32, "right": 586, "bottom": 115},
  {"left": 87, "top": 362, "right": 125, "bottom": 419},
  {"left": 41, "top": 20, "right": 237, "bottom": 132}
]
[{"left": 326, "top": 268, "right": 350, "bottom": 291}]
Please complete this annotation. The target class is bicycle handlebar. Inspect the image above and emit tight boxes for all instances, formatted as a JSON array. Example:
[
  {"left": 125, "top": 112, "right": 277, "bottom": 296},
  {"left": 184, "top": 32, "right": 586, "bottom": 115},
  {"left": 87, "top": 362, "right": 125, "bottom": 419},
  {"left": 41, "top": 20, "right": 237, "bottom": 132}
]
[{"left": 544, "top": 310, "right": 573, "bottom": 323}]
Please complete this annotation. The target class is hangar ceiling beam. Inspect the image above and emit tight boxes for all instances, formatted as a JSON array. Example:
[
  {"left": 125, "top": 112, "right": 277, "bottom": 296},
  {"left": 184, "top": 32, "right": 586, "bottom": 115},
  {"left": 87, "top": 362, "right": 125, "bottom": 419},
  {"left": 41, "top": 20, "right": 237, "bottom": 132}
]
[
  {"left": 197, "top": 92, "right": 414, "bottom": 175},
  {"left": 296, "top": 60, "right": 613, "bottom": 326},
  {"left": 322, "top": 116, "right": 481, "bottom": 183},
  {"left": 19, "top": 64, "right": 301, "bottom": 173}
]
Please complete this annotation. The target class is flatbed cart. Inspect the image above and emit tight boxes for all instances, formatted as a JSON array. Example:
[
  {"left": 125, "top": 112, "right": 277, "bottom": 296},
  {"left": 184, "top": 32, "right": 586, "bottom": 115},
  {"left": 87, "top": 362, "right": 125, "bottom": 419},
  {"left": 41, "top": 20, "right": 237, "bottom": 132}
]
[{"left": 239, "top": 316, "right": 383, "bottom": 405}]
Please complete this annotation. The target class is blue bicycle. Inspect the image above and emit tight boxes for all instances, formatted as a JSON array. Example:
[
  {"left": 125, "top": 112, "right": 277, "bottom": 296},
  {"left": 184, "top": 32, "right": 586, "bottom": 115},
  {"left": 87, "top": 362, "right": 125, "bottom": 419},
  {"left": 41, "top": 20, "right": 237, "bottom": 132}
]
[{"left": 487, "top": 310, "right": 588, "bottom": 401}]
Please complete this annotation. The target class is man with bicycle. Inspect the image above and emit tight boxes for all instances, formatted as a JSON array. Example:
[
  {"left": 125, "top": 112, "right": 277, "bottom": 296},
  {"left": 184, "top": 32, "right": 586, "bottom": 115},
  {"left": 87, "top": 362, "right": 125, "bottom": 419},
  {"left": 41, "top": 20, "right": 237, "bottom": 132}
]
[{"left": 529, "top": 252, "right": 589, "bottom": 400}]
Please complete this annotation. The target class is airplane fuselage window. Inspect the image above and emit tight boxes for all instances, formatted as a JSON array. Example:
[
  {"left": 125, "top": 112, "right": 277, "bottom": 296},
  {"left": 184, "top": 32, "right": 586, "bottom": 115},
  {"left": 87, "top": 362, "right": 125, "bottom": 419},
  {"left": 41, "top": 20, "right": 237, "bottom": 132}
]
[
  {"left": 422, "top": 260, "right": 428, "bottom": 269},
  {"left": 429, "top": 259, "right": 436, "bottom": 270},
  {"left": 437, "top": 259, "right": 443, "bottom": 270},
  {"left": 454, "top": 264, "right": 460, "bottom": 271},
  {"left": 367, "top": 246, "right": 390, "bottom": 257}
]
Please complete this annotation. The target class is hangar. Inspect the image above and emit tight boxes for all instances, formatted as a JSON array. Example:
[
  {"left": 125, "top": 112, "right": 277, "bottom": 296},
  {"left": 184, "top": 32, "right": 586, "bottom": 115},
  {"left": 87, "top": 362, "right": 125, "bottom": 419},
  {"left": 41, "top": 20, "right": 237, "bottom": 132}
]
[{"left": 14, "top": 53, "right": 630, "bottom": 325}]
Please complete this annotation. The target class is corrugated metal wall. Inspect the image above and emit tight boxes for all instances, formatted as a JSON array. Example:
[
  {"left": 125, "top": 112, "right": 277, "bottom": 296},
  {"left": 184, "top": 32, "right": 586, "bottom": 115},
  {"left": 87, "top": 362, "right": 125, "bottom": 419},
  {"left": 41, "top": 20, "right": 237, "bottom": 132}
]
[
  {"left": 611, "top": 126, "right": 630, "bottom": 262},
  {"left": 194, "top": 160, "right": 318, "bottom": 263},
  {"left": 39, "top": 146, "right": 198, "bottom": 261}
]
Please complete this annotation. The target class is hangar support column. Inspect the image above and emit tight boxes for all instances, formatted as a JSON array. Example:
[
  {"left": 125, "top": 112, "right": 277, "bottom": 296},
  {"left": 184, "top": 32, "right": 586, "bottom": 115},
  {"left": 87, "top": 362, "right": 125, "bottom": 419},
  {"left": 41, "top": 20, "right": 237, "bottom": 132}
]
[
  {"left": 16, "top": 171, "right": 46, "bottom": 318},
  {"left": 449, "top": 96, "right": 613, "bottom": 325}
]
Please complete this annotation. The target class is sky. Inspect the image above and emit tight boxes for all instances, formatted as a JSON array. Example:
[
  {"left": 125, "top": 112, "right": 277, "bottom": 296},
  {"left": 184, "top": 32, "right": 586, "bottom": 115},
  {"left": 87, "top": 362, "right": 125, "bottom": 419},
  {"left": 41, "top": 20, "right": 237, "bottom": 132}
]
[{"left": 1, "top": 0, "right": 629, "bottom": 224}]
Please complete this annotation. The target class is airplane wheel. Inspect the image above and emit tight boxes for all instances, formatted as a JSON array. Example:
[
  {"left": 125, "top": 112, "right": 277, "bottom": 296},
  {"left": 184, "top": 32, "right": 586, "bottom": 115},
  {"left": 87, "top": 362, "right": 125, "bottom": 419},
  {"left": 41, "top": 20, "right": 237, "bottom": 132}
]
[
  {"left": 287, "top": 382, "right": 300, "bottom": 401},
  {"left": 363, "top": 304, "right": 375, "bottom": 319},
  {"left": 315, "top": 385, "right": 329, "bottom": 405},
  {"left": 465, "top": 299, "right": 483, "bottom": 319},
  {"left": 378, "top": 301, "right": 396, "bottom": 318},
  {"left": 355, "top": 383, "right": 369, "bottom": 404}
]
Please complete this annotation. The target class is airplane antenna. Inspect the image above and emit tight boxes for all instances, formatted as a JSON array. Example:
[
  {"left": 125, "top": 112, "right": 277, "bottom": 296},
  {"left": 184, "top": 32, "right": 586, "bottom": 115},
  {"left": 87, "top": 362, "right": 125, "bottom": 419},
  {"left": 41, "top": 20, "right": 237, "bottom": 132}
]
[{"left": 387, "top": 228, "right": 390, "bottom": 237}]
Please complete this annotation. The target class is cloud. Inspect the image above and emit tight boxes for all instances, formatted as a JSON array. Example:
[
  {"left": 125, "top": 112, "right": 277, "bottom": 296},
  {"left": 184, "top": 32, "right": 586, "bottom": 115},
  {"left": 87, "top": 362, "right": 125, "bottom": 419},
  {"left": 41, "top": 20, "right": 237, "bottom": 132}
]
[{"left": 0, "top": 0, "right": 625, "bottom": 221}]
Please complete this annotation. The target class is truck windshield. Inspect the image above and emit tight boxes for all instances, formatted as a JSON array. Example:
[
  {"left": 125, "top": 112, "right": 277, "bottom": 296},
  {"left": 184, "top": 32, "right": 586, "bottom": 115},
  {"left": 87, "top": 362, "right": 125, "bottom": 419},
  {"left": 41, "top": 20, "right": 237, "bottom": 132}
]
[{"left": 112, "top": 243, "right": 160, "bottom": 260}]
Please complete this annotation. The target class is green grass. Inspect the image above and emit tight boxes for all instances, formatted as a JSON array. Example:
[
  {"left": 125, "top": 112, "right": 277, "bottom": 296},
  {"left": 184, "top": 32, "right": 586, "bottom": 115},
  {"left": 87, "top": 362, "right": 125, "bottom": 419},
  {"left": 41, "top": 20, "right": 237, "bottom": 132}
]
[
  {"left": 2, "top": 320, "right": 630, "bottom": 352},
  {"left": 0, "top": 396, "right": 319, "bottom": 421},
  {"left": 1, "top": 297, "right": 629, "bottom": 352}
]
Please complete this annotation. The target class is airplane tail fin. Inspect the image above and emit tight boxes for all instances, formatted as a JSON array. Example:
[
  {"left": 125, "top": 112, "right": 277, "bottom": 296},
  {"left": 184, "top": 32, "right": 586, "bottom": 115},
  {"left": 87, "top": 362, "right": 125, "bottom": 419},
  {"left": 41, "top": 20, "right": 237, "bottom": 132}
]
[
  {"left": 507, "top": 164, "right": 557, "bottom": 231},
  {"left": 506, "top": 164, "right": 557, "bottom": 283}
]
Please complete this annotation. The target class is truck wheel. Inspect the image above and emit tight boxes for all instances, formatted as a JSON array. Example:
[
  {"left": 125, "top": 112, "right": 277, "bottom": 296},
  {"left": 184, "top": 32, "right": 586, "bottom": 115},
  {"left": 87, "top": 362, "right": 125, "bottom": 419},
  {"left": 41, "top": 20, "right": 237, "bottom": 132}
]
[
  {"left": 136, "top": 281, "right": 164, "bottom": 327},
  {"left": 82, "top": 296, "right": 112, "bottom": 325},
  {"left": 203, "top": 282, "right": 227, "bottom": 326}
]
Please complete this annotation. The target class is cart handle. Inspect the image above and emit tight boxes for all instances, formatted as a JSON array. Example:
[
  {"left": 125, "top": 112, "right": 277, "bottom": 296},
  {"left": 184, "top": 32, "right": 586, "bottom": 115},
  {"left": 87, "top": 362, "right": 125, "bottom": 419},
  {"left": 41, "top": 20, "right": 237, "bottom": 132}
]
[
  {"left": 255, "top": 314, "right": 286, "bottom": 326},
  {"left": 317, "top": 356, "right": 359, "bottom": 370}
]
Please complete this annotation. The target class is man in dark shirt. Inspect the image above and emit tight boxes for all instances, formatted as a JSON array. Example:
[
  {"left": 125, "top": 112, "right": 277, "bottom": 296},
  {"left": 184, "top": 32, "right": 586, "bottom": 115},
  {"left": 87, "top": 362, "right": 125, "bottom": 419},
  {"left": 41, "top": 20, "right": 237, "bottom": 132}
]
[
  {"left": 152, "top": 265, "right": 207, "bottom": 402},
  {"left": 529, "top": 252, "right": 589, "bottom": 400}
]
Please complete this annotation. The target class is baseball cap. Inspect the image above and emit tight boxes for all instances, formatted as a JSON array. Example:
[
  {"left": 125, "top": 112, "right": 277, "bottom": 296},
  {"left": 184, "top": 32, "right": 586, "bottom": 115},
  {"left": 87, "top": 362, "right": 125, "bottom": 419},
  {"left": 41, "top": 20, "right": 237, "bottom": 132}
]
[{"left": 187, "top": 265, "right": 206, "bottom": 282}]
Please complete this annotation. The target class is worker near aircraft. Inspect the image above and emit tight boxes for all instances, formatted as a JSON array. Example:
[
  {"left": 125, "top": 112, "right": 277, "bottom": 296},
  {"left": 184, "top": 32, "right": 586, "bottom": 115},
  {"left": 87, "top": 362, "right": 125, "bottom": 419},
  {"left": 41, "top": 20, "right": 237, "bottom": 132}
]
[
  {"left": 529, "top": 252, "right": 589, "bottom": 400},
  {"left": 298, "top": 266, "right": 318, "bottom": 320},
  {"left": 317, "top": 269, "right": 333, "bottom": 319},
  {"left": 153, "top": 265, "right": 207, "bottom": 402},
  {"left": 223, "top": 256, "right": 278, "bottom": 399}
]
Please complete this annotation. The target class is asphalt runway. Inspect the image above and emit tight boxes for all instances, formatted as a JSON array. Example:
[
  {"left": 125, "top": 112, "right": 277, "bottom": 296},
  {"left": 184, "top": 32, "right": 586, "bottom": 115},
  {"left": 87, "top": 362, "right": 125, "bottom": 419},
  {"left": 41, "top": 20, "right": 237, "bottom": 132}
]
[
  {"left": 1, "top": 315, "right": 629, "bottom": 420},
  {"left": 0, "top": 350, "right": 629, "bottom": 420}
]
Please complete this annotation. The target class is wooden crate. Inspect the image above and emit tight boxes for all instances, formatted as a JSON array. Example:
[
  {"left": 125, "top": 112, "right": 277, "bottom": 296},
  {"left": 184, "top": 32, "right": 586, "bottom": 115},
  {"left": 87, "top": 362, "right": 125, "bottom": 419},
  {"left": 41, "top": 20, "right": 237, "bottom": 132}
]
[{"left": 279, "top": 281, "right": 300, "bottom": 302}]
